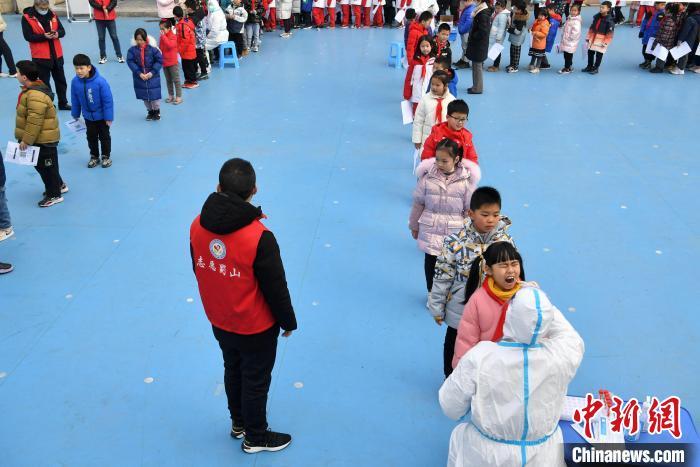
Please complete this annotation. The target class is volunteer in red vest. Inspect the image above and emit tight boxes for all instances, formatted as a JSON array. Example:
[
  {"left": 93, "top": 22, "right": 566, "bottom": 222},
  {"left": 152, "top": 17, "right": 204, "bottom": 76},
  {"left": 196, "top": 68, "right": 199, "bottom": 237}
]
[
  {"left": 88, "top": 0, "right": 124, "bottom": 64},
  {"left": 21, "top": 0, "right": 70, "bottom": 110},
  {"left": 190, "top": 158, "right": 297, "bottom": 454}
]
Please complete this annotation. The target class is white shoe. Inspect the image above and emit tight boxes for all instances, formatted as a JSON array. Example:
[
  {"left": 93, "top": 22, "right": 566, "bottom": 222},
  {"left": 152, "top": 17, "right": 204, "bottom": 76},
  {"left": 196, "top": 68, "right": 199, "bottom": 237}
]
[
  {"left": 0, "top": 72, "right": 8, "bottom": 78},
  {"left": 0, "top": 227, "right": 14, "bottom": 242},
  {"left": 669, "top": 66, "right": 684, "bottom": 75},
  {"left": 98, "top": 57, "right": 107, "bottom": 64},
  {"left": 529, "top": 67, "right": 540, "bottom": 74}
]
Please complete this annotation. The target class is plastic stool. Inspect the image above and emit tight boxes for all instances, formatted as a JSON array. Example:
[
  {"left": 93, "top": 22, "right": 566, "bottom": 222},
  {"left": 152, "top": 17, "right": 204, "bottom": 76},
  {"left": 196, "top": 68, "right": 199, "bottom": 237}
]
[
  {"left": 218, "top": 42, "right": 240, "bottom": 69},
  {"left": 388, "top": 41, "right": 406, "bottom": 68}
]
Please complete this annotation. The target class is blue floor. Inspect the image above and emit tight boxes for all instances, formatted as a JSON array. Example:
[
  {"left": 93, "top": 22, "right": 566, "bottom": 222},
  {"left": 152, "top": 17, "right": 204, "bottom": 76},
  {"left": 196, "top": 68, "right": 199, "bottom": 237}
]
[{"left": 0, "top": 11, "right": 699, "bottom": 466}]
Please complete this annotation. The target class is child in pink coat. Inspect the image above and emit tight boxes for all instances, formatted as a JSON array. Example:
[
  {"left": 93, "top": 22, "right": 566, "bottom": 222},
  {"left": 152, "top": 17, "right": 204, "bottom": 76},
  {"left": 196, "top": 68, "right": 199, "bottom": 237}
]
[
  {"left": 558, "top": 3, "right": 582, "bottom": 74},
  {"left": 409, "top": 138, "right": 479, "bottom": 293},
  {"left": 452, "top": 241, "right": 535, "bottom": 369}
]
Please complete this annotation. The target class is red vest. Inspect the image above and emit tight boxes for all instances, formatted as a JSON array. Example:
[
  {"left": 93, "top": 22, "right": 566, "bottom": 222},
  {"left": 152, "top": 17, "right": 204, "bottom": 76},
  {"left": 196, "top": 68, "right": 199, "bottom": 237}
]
[
  {"left": 92, "top": 0, "right": 117, "bottom": 21},
  {"left": 24, "top": 13, "right": 63, "bottom": 59},
  {"left": 190, "top": 216, "right": 276, "bottom": 335}
]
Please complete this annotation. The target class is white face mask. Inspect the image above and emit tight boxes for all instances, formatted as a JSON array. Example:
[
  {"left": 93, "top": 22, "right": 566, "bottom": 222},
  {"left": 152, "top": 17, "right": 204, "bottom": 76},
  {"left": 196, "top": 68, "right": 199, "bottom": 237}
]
[{"left": 36, "top": 6, "right": 49, "bottom": 14}]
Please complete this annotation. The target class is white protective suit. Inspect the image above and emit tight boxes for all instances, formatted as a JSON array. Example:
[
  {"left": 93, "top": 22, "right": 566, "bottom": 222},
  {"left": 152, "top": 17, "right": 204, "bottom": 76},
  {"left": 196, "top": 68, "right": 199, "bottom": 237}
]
[
  {"left": 439, "top": 287, "right": 584, "bottom": 467},
  {"left": 206, "top": 0, "right": 229, "bottom": 50}
]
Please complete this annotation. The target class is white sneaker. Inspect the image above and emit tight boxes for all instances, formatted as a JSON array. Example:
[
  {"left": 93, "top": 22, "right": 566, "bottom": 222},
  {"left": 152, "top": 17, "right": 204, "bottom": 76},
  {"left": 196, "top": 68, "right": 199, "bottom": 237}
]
[
  {"left": 0, "top": 72, "right": 8, "bottom": 78},
  {"left": 99, "top": 57, "right": 107, "bottom": 64},
  {"left": 669, "top": 66, "right": 684, "bottom": 75},
  {"left": 0, "top": 227, "right": 14, "bottom": 242},
  {"left": 529, "top": 67, "right": 540, "bottom": 74}
]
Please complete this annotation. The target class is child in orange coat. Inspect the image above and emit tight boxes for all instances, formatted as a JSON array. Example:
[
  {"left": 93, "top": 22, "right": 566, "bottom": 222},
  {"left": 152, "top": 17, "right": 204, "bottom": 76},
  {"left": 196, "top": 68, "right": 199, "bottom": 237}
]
[{"left": 527, "top": 9, "right": 550, "bottom": 73}]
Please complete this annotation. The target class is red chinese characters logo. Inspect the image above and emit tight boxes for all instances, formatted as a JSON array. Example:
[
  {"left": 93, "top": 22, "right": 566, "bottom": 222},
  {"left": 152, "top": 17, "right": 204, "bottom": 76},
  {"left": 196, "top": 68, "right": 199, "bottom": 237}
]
[
  {"left": 609, "top": 396, "right": 640, "bottom": 435},
  {"left": 573, "top": 393, "right": 604, "bottom": 439},
  {"left": 648, "top": 396, "right": 682, "bottom": 439}
]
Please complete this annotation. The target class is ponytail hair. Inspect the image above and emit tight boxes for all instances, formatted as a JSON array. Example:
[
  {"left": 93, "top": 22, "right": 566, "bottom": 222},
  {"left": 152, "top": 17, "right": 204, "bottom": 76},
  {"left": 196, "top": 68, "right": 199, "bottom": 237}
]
[
  {"left": 463, "top": 241, "right": 524, "bottom": 304},
  {"left": 435, "top": 138, "right": 463, "bottom": 164}
]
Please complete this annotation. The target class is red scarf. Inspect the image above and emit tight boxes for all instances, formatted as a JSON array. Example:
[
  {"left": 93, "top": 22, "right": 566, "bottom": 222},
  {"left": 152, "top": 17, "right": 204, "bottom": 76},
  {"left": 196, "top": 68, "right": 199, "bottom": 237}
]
[
  {"left": 435, "top": 97, "right": 444, "bottom": 124},
  {"left": 140, "top": 44, "right": 148, "bottom": 72},
  {"left": 418, "top": 55, "right": 429, "bottom": 79}
]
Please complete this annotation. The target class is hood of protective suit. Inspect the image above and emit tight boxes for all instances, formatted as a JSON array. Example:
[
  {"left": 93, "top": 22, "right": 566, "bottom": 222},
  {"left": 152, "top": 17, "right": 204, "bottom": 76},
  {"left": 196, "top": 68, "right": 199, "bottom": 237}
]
[
  {"left": 501, "top": 287, "right": 553, "bottom": 345},
  {"left": 207, "top": 0, "right": 223, "bottom": 14}
]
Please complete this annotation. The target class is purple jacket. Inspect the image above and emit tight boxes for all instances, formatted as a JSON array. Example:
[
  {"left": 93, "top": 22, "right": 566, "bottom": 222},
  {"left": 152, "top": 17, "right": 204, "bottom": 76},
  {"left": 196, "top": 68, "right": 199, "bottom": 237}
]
[{"left": 409, "top": 158, "right": 481, "bottom": 256}]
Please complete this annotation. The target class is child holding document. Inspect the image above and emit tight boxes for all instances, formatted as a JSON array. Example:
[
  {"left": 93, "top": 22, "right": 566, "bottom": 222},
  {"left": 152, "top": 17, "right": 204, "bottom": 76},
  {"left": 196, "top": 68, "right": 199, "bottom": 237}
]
[
  {"left": 669, "top": 3, "right": 698, "bottom": 75},
  {"left": 649, "top": 2, "right": 680, "bottom": 73}
]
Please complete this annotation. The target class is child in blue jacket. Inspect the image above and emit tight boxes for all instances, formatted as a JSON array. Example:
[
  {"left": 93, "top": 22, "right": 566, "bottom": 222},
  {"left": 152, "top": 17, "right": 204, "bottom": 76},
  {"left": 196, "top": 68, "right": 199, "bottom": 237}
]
[
  {"left": 126, "top": 28, "right": 163, "bottom": 121},
  {"left": 639, "top": 2, "right": 664, "bottom": 69},
  {"left": 539, "top": 4, "right": 562, "bottom": 69},
  {"left": 70, "top": 53, "right": 115, "bottom": 168},
  {"left": 454, "top": 0, "right": 475, "bottom": 69}
]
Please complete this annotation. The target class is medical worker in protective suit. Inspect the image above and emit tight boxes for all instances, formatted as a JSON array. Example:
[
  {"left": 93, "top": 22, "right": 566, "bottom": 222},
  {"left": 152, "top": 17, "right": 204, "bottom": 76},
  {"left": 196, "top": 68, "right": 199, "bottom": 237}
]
[
  {"left": 205, "top": 0, "right": 228, "bottom": 61},
  {"left": 439, "top": 286, "right": 584, "bottom": 467}
]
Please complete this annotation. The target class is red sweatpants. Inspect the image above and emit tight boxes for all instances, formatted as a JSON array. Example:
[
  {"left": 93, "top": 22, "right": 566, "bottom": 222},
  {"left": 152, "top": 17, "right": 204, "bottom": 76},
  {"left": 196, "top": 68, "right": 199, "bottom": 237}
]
[
  {"left": 265, "top": 8, "right": 277, "bottom": 29},
  {"left": 313, "top": 7, "right": 325, "bottom": 25},
  {"left": 363, "top": 6, "right": 371, "bottom": 26},
  {"left": 373, "top": 6, "right": 383, "bottom": 26},
  {"left": 352, "top": 5, "right": 362, "bottom": 27},
  {"left": 327, "top": 2, "right": 336, "bottom": 26},
  {"left": 341, "top": 4, "right": 350, "bottom": 26}
]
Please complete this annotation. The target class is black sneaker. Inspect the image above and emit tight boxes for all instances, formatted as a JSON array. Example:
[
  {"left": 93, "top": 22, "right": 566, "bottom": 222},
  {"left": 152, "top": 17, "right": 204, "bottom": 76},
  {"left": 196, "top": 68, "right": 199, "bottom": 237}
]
[
  {"left": 88, "top": 158, "right": 100, "bottom": 168},
  {"left": 101, "top": 157, "right": 112, "bottom": 168},
  {"left": 581, "top": 66, "right": 592, "bottom": 72},
  {"left": 153, "top": 110, "right": 161, "bottom": 121},
  {"left": 230, "top": 424, "right": 245, "bottom": 439},
  {"left": 0, "top": 262, "right": 13, "bottom": 274},
  {"left": 453, "top": 59, "right": 468, "bottom": 69},
  {"left": 58, "top": 104, "right": 72, "bottom": 111},
  {"left": 242, "top": 430, "right": 292, "bottom": 454},
  {"left": 197, "top": 73, "right": 209, "bottom": 81},
  {"left": 540, "top": 63, "right": 551, "bottom": 70},
  {"left": 146, "top": 110, "right": 155, "bottom": 121},
  {"left": 639, "top": 60, "right": 651, "bottom": 69},
  {"left": 588, "top": 67, "right": 599, "bottom": 74},
  {"left": 649, "top": 67, "right": 663, "bottom": 73},
  {"left": 38, "top": 196, "right": 64, "bottom": 208}
]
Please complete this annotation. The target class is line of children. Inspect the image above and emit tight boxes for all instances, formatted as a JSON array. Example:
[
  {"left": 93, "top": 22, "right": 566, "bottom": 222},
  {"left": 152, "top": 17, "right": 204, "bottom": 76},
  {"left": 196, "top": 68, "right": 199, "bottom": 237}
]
[
  {"left": 70, "top": 54, "right": 115, "bottom": 168},
  {"left": 412, "top": 70, "right": 455, "bottom": 150},
  {"left": 648, "top": 1, "right": 680, "bottom": 73},
  {"left": 126, "top": 28, "right": 163, "bottom": 121},
  {"left": 639, "top": 1, "right": 664, "bottom": 69},
  {"left": 409, "top": 138, "right": 480, "bottom": 294},
  {"left": 428, "top": 188, "right": 512, "bottom": 378}
]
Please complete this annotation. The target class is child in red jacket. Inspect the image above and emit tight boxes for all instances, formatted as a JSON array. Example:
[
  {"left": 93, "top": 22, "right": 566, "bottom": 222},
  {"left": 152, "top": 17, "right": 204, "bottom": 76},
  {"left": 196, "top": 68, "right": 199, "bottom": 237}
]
[
  {"left": 174, "top": 6, "right": 199, "bottom": 89},
  {"left": 421, "top": 99, "right": 479, "bottom": 164},
  {"left": 159, "top": 19, "right": 183, "bottom": 104}
]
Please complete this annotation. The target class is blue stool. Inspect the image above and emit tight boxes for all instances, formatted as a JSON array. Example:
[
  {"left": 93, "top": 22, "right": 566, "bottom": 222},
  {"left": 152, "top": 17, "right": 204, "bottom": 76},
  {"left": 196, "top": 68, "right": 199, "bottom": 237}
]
[
  {"left": 218, "top": 42, "right": 240, "bottom": 69},
  {"left": 449, "top": 28, "right": 458, "bottom": 42},
  {"left": 388, "top": 41, "right": 406, "bottom": 68}
]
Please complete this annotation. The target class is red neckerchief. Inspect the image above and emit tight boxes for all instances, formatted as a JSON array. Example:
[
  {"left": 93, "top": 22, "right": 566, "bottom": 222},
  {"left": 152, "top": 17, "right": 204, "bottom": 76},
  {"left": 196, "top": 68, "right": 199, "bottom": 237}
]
[
  {"left": 140, "top": 44, "right": 147, "bottom": 72},
  {"left": 418, "top": 55, "right": 429, "bottom": 79},
  {"left": 435, "top": 97, "right": 444, "bottom": 124}
]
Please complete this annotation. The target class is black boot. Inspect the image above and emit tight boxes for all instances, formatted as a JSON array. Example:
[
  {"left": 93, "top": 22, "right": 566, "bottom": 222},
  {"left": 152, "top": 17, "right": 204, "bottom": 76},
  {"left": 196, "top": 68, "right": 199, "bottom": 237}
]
[
  {"left": 146, "top": 110, "right": 154, "bottom": 121},
  {"left": 154, "top": 109, "right": 161, "bottom": 121}
]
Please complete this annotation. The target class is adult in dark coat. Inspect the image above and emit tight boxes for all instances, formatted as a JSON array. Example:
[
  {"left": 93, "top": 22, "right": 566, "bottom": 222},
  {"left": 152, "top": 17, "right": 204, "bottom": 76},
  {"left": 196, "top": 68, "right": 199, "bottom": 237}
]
[{"left": 465, "top": 0, "right": 491, "bottom": 94}]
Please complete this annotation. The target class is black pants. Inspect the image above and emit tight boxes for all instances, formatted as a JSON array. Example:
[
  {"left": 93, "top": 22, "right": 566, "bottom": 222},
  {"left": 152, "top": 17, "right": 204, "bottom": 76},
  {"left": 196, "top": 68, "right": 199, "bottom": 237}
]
[
  {"left": 424, "top": 253, "right": 437, "bottom": 292},
  {"left": 383, "top": 4, "right": 395, "bottom": 25},
  {"left": 0, "top": 32, "right": 17, "bottom": 75},
  {"left": 230, "top": 32, "right": 245, "bottom": 56},
  {"left": 541, "top": 53, "right": 549, "bottom": 67},
  {"left": 642, "top": 43, "right": 654, "bottom": 62},
  {"left": 509, "top": 44, "right": 522, "bottom": 68},
  {"left": 34, "top": 145, "right": 62, "bottom": 198},
  {"left": 283, "top": 18, "right": 292, "bottom": 33},
  {"left": 196, "top": 48, "right": 208, "bottom": 74},
  {"left": 34, "top": 57, "right": 68, "bottom": 106},
  {"left": 587, "top": 49, "right": 603, "bottom": 69},
  {"left": 444, "top": 325, "right": 457, "bottom": 377},
  {"left": 213, "top": 324, "right": 279, "bottom": 443},
  {"left": 564, "top": 51, "right": 573, "bottom": 69},
  {"left": 450, "top": 0, "right": 460, "bottom": 21},
  {"left": 493, "top": 53, "right": 501, "bottom": 67},
  {"left": 182, "top": 58, "right": 197, "bottom": 83},
  {"left": 85, "top": 119, "right": 111, "bottom": 159}
]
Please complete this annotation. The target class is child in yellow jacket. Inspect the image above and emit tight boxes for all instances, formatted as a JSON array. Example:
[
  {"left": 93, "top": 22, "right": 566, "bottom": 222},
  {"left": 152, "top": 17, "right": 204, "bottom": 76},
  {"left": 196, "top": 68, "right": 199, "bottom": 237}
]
[{"left": 527, "top": 9, "right": 550, "bottom": 73}]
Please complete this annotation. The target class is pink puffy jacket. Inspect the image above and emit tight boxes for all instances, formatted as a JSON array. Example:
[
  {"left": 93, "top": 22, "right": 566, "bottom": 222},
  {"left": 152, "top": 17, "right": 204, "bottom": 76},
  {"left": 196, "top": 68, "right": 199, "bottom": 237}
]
[
  {"left": 451, "top": 287, "right": 503, "bottom": 369},
  {"left": 409, "top": 158, "right": 481, "bottom": 256},
  {"left": 560, "top": 15, "right": 582, "bottom": 53}
]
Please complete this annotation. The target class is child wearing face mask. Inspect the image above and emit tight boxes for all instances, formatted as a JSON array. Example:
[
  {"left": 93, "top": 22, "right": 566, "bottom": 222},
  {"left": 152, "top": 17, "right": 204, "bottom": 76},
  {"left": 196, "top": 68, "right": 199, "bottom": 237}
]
[
  {"left": 412, "top": 71, "right": 455, "bottom": 151},
  {"left": 450, "top": 241, "right": 537, "bottom": 372},
  {"left": 429, "top": 187, "right": 513, "bottom": 378},
  {"left": 409, "top": 138, "right": 479, "bottom": 295}
]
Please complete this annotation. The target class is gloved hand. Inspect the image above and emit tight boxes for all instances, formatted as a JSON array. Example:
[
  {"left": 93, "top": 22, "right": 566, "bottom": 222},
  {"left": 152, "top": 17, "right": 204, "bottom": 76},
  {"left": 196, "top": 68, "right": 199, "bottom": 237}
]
[{"left": 638, "top": 31, "right": 643, "bottom": 38}]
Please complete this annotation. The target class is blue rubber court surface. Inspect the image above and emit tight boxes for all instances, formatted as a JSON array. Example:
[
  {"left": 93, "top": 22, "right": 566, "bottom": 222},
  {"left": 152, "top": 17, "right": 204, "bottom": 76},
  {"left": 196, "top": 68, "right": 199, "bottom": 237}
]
[{"left": 0, "top": 11, "right": 699, "bottom": 466}]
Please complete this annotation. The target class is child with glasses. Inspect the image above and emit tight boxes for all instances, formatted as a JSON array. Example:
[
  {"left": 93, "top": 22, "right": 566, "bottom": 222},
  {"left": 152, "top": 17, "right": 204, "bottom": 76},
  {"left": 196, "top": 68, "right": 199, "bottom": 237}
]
[{"left": 421, "top": 99, "right": 479, "bottom": 164}]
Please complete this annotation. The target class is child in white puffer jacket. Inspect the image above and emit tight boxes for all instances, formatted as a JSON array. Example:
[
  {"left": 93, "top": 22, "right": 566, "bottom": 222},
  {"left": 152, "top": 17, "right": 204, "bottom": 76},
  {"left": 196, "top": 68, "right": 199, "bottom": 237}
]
[{"left": 412, "top": 71, "right": 455, "bottom": 150}]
